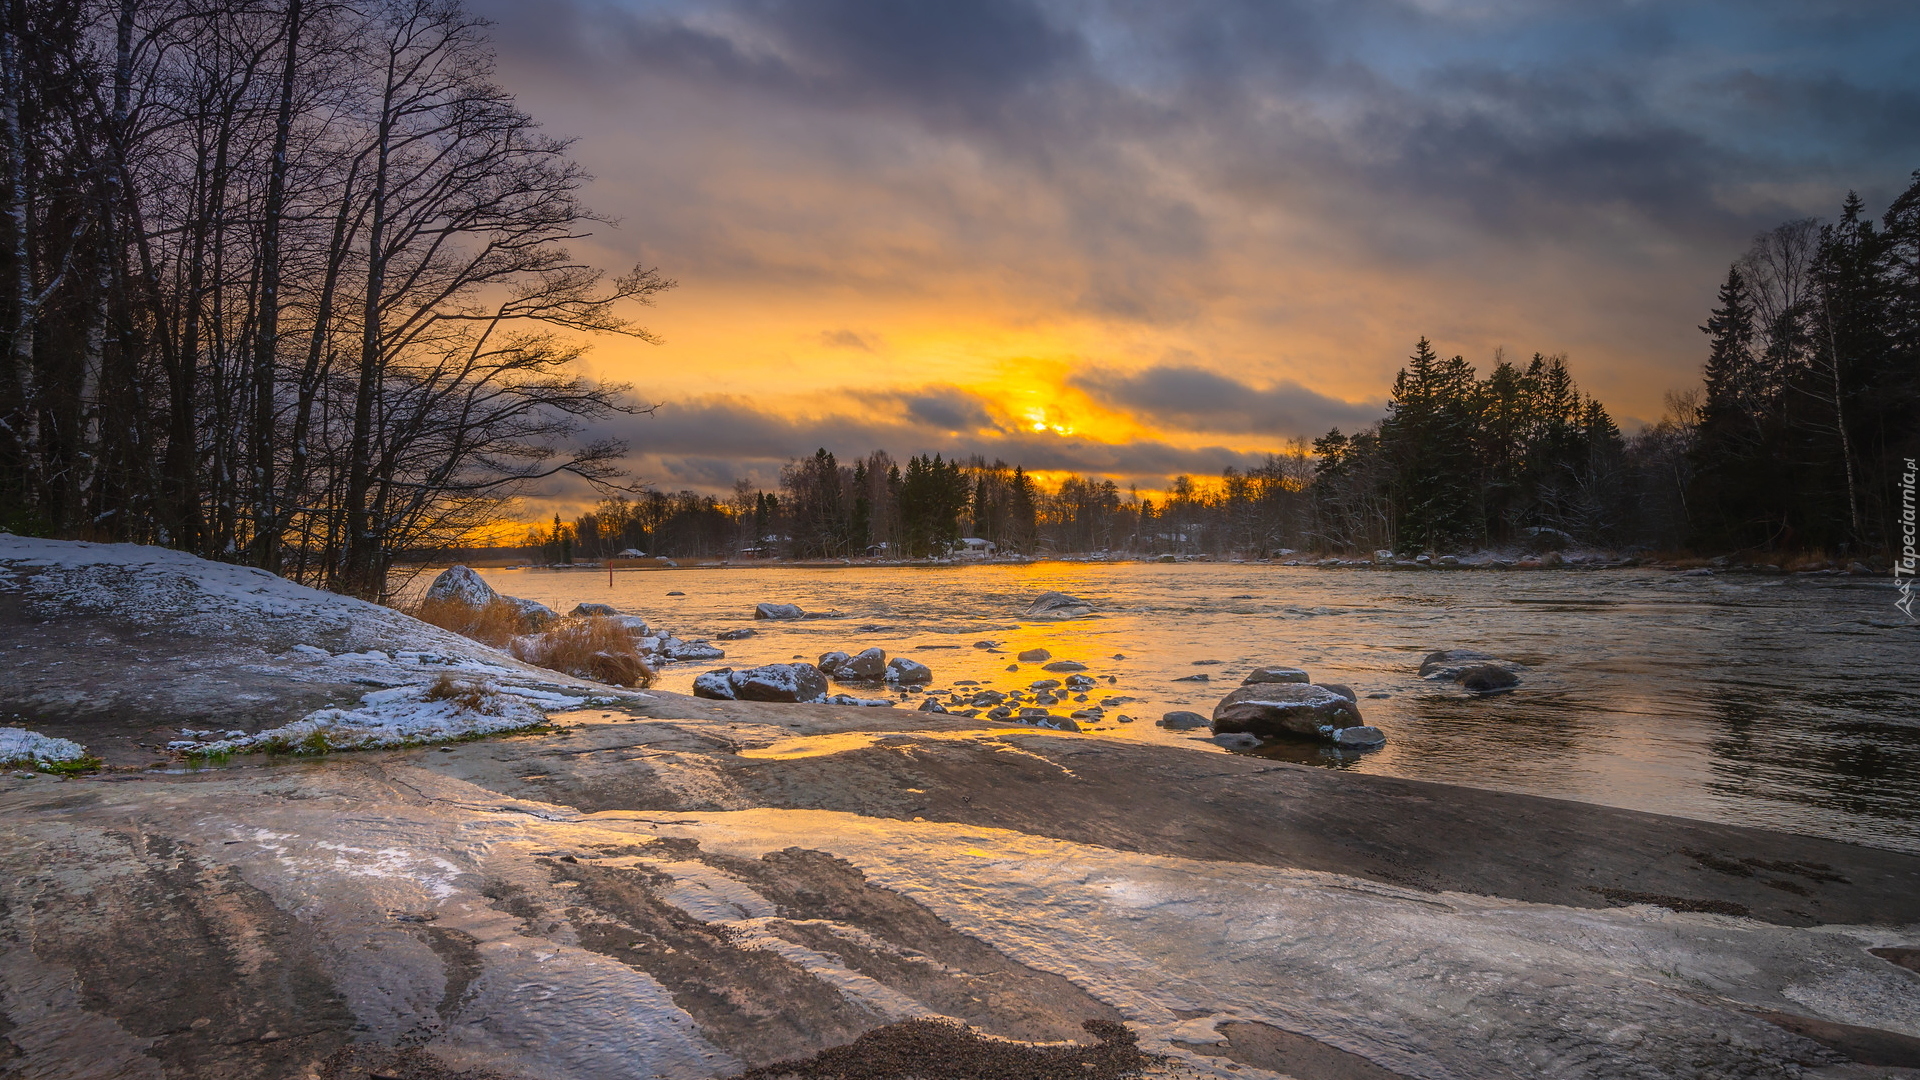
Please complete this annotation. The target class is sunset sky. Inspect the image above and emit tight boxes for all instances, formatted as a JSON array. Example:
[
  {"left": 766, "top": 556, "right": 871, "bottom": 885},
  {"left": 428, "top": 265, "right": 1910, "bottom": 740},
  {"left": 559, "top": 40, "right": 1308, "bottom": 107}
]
[{"left": 469, "top": 0, "right": 1920, "bottom": 505}]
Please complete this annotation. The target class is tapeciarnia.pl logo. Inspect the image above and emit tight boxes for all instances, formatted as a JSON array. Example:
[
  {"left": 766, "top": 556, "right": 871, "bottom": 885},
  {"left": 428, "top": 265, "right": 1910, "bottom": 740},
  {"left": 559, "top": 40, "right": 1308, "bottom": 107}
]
[{"left": 1898, "top": 457, "right": 1917, "bottom": 621}]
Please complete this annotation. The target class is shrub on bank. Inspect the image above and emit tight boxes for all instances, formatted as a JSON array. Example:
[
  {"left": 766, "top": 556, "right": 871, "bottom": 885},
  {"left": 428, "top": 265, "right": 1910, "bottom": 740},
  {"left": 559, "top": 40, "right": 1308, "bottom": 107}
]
[{"left": 509, "top": 617, "right": 655, "bottom": 688}]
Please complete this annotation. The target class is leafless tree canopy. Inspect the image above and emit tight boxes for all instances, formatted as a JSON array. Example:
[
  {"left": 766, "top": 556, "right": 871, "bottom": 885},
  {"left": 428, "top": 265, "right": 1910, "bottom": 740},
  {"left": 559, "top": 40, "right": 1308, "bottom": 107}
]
[{"left": 0, "top": 0, "right": 669, "bottom": 596}]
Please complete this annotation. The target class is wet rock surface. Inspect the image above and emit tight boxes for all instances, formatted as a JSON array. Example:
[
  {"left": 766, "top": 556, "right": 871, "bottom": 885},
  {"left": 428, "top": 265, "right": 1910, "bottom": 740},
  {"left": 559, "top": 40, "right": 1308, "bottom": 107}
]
[{"left": 3, "top": 695, "right": 1920, "bottom": 1079}]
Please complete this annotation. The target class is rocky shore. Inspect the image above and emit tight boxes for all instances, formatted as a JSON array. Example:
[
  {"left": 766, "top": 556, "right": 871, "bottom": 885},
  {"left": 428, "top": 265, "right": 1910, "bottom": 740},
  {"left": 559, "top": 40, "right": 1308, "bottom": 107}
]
[{"left": 2, "top": 537, "right": 1918, "bottom": 1080}]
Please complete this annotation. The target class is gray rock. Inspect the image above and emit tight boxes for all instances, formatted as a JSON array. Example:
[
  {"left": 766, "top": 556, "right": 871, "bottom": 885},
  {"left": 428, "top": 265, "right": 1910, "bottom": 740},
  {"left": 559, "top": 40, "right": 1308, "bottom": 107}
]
[
  {"left": 1207, "top": 732, "right": 1262, "bottom": 749},
  {"left": 691, "top": 669, "right": 736, "bottom": 700},
  {"left": 986, "top": 706, "right": 1013, "bottom": 720},
  {"left": 824, "top": 694, "right": 894, "bottom": 707},
  {"left": 1242, "top": 667, "right": 1310, "bottom": 685},
  {"left": 819, "top": 647, "right": 887, "bottom": 681},
  {"left": 570, "top": 602, "right": 623, "bottom": 617},
  {"left": 885, "top": 657, "right": 933, "bottom": 684},
  {"left": 424, "top": 565, "right": 496, "bottom": 608},
  {"left": 1025, "top": 591, "right": 1093, "bottom": 620},
  {"left": 716, "top": 627, "right": 755, "bottom": 641},
  {"left": 1041, "top": 660, "right": 1088, "bottom": 672},
  {"left": 1418, "top": 649, "right": 1505, "bottom": 679},
  {"left": 1318, "top": 683, "right": 1357, "bottom": 702},
  {"left": 1173, "top": 673, "right": 1210, "bottom": 682},
  {"left": 692, "top": 663, "right": 828, "bottom": 703},
  {"left": 1158, "top": 710, "right": 1209, "bottom": 730},
  {"left": 733, "top": 663, "right": 829, "bottom": 703},
  {"left": 754, "top": 603, "right": 805, "bottom": 620},
  {"left": 1017, "top": 648, "right": 1051, "bottom": 662},
  {"left": 1028, "top": 679, "right": 1062, "bottom": 690},
  {"left": 973, "top": 640, "right": 1000, "bottom": 649},
  {"left": 1460, "top": 665, "right": 1520, "bottom": 693},
  {"left": 1331, "top": 725, "right": 1387, "bottom": 748},
  {"left": 918, "top": 698, "right": 948, "bottom": 713},
  {"left": 1419, "top": 649, "right": 1524, "bottom": 690},
  {"left": 663, "top": 640, "right": 724, "bottom": 662},
  {"left": 1212, "top": 683, "right": 1364, "bottom": 738},
  {"left": 608, "top": 615, "right": 651, "bottom": 636},
  {"left": 1064, "top": 674, "right": 1095, "bottom": 691},
  {"left": 499, "top": 595, "right": 557, "bottom": 629}
]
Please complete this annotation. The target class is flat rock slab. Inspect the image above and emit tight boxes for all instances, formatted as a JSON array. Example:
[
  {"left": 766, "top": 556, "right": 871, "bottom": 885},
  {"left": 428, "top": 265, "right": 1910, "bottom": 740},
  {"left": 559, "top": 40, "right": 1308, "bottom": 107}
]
[{"left": 3, "top": 752, "right": 1917, "bottom": 1080}]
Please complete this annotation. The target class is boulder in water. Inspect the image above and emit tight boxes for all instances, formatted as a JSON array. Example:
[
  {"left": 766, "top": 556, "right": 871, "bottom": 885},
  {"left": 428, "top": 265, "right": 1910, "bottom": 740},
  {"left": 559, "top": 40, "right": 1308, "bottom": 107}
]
[
  {"left": 1207, "top": 732, "right": 1261, "bottom": 749},
  {"left": 1017, "top": 648, "right": 1051, "bottom": 662},
  {"left": 1419, "top": 649, "right": 1524, "bottom": 690},
  {"left": 424, "top": 566, "right": 497, "bottom": 608},
  {"left": 716, "top": 628, "right": 755, "bottom": 641},
  {"left": 1331, "top": 725, "right": 1387, "bottom": 748},
  {"left": 662, "top": 639, "right": 724, "bottom": 662},
  {"left": 1212, "top": 683, "right": 1363, "bottom": 738},
  {"left": 736, "top": 664, "right": 829, "bottom": 703},
  {"left": 1042, "top": 660, "right": 1088, "bottom": 672},
  {"left": 1459, "top": 665, "right": 1519, "bottom": 694},
  {"left": 1242, "top": 667, "right": 1310, "bottom": 685},
  {"left": 885, "top": 657, "right": 933, "bottom": 684},
  {"left": 754, "top": 603, "right": 805, "bottom": 620},
  {"left": 819, "top": 647, "right": 887, "bottom": 681},
  {"left": 1158, "top": 711, "right": 1209, "bottom": 730},
  {"left": 692, "top": 663, "right": 828, "bottom": 703},
  {"left": 1025, "top": 591, "right": 1093, "bottom": 620},
  {"left": 692, "top": 669, "right": 737, "bottom": 700}
]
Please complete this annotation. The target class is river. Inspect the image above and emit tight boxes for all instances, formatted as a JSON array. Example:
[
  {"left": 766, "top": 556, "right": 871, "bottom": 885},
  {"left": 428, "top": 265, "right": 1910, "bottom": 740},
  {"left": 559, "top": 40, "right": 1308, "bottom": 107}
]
[{"left": 466, "top": 562, "right": 1920, "bottom": 854}]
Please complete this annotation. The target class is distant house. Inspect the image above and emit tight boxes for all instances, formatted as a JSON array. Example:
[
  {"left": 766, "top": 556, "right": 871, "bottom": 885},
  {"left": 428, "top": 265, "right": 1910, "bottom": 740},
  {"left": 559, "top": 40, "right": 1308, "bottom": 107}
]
[{"left": 956, "top": 537, "right": 996, "bottom": 557}]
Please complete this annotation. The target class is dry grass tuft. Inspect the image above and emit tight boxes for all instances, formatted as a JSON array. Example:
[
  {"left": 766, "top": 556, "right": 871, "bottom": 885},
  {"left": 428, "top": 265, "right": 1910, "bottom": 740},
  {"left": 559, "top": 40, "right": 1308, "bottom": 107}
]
[
  {"left": 424, "top": 674, "right": 495, "bottom": 711},
  {"left": 510, "top": 617, "right": 655, "bottom": 688},
  {"left": 409, "top": 596, "right": 531, "bottom": 648}
]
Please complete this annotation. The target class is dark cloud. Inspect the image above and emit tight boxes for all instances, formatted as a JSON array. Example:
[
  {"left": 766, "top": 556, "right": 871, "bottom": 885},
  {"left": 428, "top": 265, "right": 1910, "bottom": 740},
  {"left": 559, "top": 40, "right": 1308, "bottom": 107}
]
[
  {"left": 607, "top": 391, "right": 1267, "bottom": 493},
  {"left": 900, "top": 388, "right": 993, "bottom": 432},
  {"left": 1075, "top": 365, "right": 1381, "bottom": 438}
]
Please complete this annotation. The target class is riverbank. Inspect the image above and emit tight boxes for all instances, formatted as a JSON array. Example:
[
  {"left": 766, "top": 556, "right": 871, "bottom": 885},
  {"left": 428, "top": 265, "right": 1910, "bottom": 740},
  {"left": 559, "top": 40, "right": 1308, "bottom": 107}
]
[{"left": 2, "top": 536, "right": 1918, "bottom": 1079}]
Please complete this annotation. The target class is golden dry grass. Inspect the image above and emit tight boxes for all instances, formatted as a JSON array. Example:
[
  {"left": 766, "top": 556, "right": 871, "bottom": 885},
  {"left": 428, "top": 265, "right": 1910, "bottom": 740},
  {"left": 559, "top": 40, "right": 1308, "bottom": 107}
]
[
  {"left": 509, "top": 617, "right": 656, "bottom": 688},
  {"left": 423, "top": 674, "right": 494, "bottom": 711},
  {"left": 408, "top": 596, "right": 532, "bottom": 648}
]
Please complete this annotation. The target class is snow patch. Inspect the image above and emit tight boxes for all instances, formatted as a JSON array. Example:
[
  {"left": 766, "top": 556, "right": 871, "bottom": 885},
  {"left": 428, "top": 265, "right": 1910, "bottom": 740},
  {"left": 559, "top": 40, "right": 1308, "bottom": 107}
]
[
  {"left": 173, "top": 680, "right": 581, "bottom": 756},
  {"left": 0, "top": 727, "right": 88, "bottom": 764}
]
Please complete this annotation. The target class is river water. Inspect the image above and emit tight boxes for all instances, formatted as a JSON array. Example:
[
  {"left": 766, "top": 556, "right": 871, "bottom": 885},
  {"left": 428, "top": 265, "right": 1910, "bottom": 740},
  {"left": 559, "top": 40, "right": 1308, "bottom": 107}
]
[{"left": 468, "top": 563, "right": 1920, "bottom": 854}]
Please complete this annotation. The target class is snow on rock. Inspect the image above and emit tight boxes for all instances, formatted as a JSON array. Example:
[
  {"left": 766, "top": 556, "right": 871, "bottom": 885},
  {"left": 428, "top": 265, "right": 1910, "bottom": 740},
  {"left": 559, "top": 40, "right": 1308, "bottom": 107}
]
[
  {"left": 0, "top": 536, "right": 649, "bottom": 741},
  {"left": 884, "top": 657, "right": 933, "bottom": 684},
  {"left": 500, "top": 594, "right": 558, "bottom": 627},
  {"left": 0, "top": 727, "right": 88, "bottom": 764},
  {"left": 824, "top": 693, "right": 896, "bottom": 707},
  {"left": 754, "top": 602, "right": 805, "bottom": 620},
  {"left": 1024, "top": 591, "right": 1093, "bottom": 620},
  {"left": 171, "top": 679, "right": 582, "bottom": 756},
  {"left": 692, "top": 664, "right": 830, "bottom": 703},
  {"left": 424, "top": 565, "right": 498, "bottom": 607}
]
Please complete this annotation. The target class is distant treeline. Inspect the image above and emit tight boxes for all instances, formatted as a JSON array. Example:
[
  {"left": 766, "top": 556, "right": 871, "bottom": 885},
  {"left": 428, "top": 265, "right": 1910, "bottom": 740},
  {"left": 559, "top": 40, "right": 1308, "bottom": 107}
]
[
  {"left": 0, "top": 0, "right": 662, "bottom": 598},
  {"left": 555, "top": 173, "right": 1919, "bottom": 564}
]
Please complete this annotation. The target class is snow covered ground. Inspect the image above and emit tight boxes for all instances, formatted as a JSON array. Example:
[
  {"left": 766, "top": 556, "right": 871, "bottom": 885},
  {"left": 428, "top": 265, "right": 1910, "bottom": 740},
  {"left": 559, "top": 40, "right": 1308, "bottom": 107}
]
[{"left": 0, "top": 535, "right": 645, "bottom": 760}]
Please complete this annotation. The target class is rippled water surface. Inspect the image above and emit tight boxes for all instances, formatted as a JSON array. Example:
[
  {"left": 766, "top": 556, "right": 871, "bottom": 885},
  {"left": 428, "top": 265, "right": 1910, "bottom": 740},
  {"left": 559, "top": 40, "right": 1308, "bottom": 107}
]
[{"left": 470, "top": 563, "right": 1920, "bottom": 853}]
